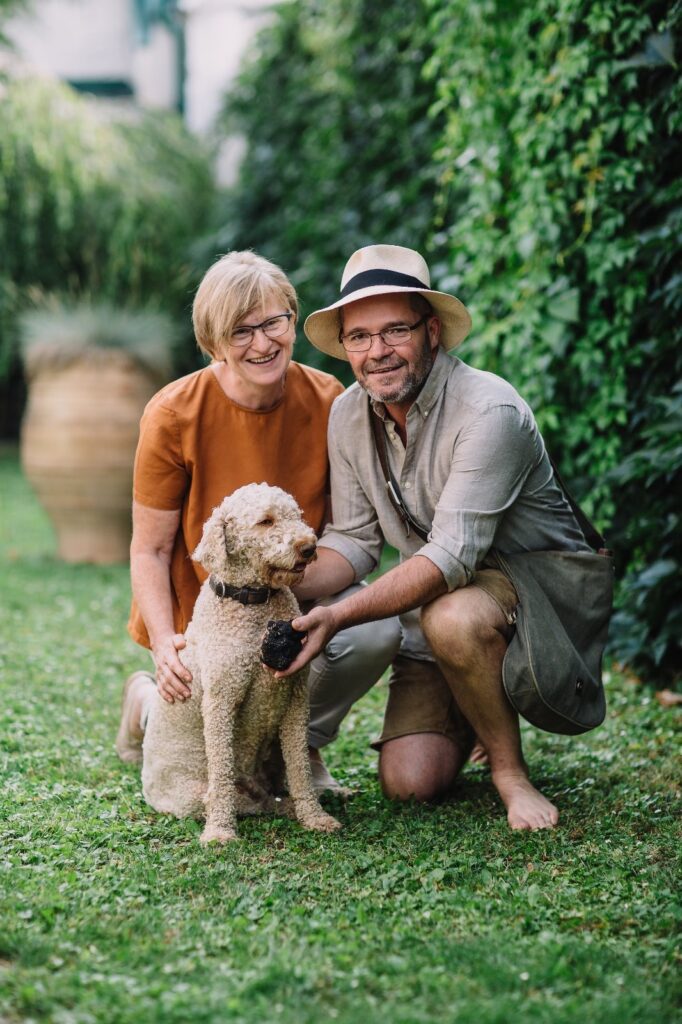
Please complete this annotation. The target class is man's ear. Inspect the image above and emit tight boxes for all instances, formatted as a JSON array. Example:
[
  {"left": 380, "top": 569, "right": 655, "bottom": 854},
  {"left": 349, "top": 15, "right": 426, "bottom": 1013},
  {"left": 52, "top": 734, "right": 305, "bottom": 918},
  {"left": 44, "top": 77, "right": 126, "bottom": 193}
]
[{"left": 427, "top": 315, "right": 441, "bottom": 352}]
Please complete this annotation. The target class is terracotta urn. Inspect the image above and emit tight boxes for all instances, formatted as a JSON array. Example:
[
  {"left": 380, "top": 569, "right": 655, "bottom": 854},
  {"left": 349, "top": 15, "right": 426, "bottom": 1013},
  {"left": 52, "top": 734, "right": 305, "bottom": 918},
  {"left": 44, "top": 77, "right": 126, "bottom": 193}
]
[{"left": 20, "top": 304, "right": 173, "bottom": 563}]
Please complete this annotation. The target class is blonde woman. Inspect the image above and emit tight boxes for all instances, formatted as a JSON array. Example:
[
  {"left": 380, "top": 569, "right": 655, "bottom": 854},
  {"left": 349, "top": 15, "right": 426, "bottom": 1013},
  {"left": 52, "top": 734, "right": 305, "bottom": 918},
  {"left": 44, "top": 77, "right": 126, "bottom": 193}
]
[{"left": 116, "top": 251, "right": 400, "bottom": 791}]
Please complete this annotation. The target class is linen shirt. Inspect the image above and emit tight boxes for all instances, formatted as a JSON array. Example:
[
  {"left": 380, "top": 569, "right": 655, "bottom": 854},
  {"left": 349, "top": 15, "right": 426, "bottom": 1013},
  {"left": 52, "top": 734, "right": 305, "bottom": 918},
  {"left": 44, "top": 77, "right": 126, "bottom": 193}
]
[{"left": 318, "top": 348, "right": 589, "bottom": 660}]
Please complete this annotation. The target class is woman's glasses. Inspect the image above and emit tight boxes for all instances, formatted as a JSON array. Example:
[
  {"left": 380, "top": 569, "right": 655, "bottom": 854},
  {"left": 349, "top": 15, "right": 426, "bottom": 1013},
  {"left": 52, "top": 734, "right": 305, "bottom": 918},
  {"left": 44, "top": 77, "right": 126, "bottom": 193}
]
[{"left": 229, "top": 312, "right": 293, "bottom": 347}]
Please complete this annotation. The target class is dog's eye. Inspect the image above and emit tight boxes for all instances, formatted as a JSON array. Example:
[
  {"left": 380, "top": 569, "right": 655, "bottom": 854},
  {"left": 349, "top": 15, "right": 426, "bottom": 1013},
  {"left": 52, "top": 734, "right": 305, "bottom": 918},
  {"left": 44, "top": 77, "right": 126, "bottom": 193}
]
[{"left": 256, "top": 516, "right": 274, "bottom": 527}]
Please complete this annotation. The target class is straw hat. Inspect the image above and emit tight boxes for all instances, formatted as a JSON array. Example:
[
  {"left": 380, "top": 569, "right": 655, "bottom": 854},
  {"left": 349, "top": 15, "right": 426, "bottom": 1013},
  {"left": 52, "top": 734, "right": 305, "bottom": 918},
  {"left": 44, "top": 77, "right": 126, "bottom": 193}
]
[{"left": 304, "top": 244, "right": 472, "bottom": 361}]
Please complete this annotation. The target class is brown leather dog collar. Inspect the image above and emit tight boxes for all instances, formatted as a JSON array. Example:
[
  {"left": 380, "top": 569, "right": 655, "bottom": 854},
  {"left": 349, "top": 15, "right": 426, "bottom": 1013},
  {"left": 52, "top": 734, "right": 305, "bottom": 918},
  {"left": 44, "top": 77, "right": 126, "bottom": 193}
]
[{"left": 209, "top": 576, "right": 278, "bottom": 605}]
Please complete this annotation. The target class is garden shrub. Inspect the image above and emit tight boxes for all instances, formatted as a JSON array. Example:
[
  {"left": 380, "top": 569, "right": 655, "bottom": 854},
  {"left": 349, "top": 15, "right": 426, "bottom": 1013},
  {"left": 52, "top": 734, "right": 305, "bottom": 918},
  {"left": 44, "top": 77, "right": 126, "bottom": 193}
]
[
  {"left": 428, "top": 0, "right": 680, "bottom": 681},
  {"left": 206, "top": 0, "right": 444, "bottom": 384},
  {"left": 0, "top": 75, "right": 215, "bottom": 432}
]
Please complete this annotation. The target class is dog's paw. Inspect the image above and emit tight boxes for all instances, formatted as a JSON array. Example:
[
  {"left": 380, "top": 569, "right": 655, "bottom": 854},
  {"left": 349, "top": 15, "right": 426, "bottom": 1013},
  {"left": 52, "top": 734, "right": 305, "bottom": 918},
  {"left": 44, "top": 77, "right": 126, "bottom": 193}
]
[
  {"left": 299, "top": 810, "right": 342, "bottom": 833},
  {"left": 200, "top": 824, "right": 238, "bottom": 845}
]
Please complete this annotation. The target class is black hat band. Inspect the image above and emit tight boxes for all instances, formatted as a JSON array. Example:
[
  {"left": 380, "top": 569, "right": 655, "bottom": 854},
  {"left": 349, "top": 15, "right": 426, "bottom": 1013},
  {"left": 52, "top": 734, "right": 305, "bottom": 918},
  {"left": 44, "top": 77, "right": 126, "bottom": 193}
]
[{"left": 339, "top": 269, "right": 429, "bottom": 299}]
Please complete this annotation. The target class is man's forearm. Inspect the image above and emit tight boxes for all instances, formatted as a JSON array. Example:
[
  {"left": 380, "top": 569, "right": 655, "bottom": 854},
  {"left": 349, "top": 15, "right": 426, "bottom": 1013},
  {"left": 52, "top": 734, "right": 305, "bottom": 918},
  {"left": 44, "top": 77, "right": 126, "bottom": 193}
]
[
  {"left": 293, "top": 547, "right": 356, "bottom": 601},
  {"left": 329, "top": 554, "right": 447, "bottom": 631},
  {"left": 277, "top": 553, "right": 449, "bottom": 678}
]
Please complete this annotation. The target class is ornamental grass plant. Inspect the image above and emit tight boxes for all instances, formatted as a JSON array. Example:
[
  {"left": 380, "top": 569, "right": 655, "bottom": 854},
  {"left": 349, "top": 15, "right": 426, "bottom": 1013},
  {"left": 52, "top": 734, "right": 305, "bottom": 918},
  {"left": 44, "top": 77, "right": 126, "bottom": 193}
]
[
  {"left": 1, "top": 449, "right": 679, "bottom": 1024},
  {"left": 19, "top": 300, "right": 176, "bottom": 382}
]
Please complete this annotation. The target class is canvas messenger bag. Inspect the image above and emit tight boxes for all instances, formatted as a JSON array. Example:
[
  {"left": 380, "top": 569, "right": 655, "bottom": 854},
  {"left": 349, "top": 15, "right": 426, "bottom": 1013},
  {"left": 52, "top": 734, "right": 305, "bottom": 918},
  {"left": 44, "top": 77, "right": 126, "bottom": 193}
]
[{"left": 371, "top": 409, "right": 614, "bottom": 735}]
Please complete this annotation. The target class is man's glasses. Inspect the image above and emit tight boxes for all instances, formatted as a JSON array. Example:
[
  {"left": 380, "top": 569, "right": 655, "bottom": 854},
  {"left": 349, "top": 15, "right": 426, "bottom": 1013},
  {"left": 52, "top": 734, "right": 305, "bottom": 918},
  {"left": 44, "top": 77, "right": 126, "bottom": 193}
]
[
  {"left": 229, "top": 312, "right": 294, "bottom": 347},
  {"left": 339, "top": 316, "right": 428, "bottom": 353}
]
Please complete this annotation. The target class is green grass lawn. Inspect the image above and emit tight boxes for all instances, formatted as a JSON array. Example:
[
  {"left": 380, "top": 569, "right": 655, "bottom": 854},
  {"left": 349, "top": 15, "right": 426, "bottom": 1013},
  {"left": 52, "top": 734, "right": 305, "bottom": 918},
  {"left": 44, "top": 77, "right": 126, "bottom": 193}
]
[{"left": 0, "top": 447, "right": 679, "bottom": 1024}]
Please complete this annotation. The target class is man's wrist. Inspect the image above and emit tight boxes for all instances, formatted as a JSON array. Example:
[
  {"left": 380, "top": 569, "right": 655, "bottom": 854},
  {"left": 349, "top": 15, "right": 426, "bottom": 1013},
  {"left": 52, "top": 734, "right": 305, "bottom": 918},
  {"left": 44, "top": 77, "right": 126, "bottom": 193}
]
[{"left": 326, "top": 601, "right": 350, "bottom": 635}]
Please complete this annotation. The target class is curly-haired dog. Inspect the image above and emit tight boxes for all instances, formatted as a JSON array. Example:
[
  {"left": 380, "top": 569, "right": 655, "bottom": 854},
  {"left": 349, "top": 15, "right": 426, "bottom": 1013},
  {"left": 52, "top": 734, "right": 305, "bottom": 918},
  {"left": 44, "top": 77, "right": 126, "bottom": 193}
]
[{"left": 141, "top": 483, "right": 342, "bottom": 844}]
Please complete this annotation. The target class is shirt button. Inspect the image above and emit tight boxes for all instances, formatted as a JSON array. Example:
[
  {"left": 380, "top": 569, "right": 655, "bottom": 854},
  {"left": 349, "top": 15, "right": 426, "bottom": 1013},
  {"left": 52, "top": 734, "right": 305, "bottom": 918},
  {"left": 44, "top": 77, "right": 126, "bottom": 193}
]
[{"left": 404, "top": 482, "right": 411, "bottom": 489}]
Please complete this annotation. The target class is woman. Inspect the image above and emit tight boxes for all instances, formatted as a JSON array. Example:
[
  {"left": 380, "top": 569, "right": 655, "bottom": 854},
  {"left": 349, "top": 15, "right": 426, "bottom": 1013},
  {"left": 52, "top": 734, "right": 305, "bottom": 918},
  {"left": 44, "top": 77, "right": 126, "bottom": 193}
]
[{"left": 116, "top": 251, "right": 400, "bottom": 791}]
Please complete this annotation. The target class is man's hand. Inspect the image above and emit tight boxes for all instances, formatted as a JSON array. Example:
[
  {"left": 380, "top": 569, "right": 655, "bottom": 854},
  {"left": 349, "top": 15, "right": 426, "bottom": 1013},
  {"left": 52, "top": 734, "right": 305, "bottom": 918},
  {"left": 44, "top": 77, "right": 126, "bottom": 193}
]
[
  {"left": 152, "top": 633, "right": 192, "bottom": 702},
  {"left": 273, "top": 606, "right": 340, "bottom": 678}
]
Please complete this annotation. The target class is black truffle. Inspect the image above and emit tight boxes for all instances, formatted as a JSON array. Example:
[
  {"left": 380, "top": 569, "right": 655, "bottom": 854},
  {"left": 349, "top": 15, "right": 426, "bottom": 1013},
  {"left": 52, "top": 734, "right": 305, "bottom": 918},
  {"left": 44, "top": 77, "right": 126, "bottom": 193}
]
[{"left": 261, "top": 619, "right": 307, "bottom": 671}]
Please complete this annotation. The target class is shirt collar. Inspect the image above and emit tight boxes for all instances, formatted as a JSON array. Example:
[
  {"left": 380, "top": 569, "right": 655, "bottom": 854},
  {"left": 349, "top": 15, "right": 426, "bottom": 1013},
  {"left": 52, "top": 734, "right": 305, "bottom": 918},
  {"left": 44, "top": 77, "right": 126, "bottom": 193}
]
[{"left": 414, "top": 348, "right": 455, "bottom": 418}]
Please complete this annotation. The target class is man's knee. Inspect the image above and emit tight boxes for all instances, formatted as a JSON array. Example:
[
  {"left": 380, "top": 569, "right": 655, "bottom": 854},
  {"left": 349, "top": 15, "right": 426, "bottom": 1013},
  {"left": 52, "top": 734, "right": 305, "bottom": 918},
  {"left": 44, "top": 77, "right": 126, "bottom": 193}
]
[
  {"left": 421, "top": 589, "right": 506, "bottom": 665},
  {"left": 378, "top": 733, "right": 460, "bottom": 804},
  {"left": 379, "top": 769, "right": 448, "bottom": 804}
]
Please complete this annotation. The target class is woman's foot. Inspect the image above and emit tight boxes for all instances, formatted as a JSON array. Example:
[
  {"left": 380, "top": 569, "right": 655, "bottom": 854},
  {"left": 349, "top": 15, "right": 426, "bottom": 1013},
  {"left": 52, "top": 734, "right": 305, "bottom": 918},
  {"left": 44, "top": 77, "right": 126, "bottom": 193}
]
[
  {"left": 115, "top": 671, "right": 156, "bottom": 764},
  {"left": 491, "top": 769, "right": 559, "bottom": 830}
]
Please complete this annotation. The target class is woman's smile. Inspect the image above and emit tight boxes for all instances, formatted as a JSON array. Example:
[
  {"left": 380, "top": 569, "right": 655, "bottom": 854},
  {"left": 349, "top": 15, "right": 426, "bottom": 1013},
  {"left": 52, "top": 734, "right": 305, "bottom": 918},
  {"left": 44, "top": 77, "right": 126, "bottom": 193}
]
[{"left": 246, "top": 350, "right": 280, "bottom": 366}]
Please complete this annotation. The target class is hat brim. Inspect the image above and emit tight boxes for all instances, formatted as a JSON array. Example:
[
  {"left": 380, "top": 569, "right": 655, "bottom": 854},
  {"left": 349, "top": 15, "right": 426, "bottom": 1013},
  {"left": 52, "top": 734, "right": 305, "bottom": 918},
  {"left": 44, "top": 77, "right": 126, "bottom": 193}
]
[{"left": 303, "top": 285, "right": 472, "bottom": 361}]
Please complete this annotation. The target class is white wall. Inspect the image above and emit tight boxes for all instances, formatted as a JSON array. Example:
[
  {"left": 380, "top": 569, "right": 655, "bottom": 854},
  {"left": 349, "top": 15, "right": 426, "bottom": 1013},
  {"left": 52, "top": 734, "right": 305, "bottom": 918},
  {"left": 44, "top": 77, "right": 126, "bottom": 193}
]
[
  {"left": 4, "top": 0, "right": 276, "bottom": 182},
  {"left": 180, "top": 0, "right": 272, "bottom": 136},
  {"left": 5, "top": 0, "right": 136, "bottom": 81}
]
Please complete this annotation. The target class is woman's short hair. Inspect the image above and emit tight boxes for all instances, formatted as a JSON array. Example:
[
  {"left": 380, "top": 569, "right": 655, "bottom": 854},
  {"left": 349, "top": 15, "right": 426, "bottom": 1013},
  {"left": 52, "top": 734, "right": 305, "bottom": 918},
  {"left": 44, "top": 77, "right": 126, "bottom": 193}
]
[{"left": 192, "top": 251, "right": 299, "bottom": 360}]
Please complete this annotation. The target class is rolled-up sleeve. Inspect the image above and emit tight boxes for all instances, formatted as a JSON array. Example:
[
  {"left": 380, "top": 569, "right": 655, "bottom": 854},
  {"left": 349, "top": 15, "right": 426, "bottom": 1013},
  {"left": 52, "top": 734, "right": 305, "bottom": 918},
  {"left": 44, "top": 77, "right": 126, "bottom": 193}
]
[
  {"left": 418, "top": 404, "right": 540, "bottom": 590},
  {"left": 317, "top": 400, "right": 384, "bottom": 581}
]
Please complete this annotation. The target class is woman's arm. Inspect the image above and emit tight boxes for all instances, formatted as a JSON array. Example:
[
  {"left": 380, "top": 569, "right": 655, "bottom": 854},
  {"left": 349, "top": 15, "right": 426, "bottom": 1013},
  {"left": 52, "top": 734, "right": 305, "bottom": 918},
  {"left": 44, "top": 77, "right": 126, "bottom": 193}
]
[{"left": 130, "top": 501, "right": 192, "bottom": 703}]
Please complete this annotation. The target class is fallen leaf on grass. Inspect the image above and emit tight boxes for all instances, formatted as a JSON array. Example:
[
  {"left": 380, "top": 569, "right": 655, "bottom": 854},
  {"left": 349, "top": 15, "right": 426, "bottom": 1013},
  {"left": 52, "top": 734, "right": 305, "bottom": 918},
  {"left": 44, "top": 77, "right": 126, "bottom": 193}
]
[{"left": 654, "top": 690, "right": 682, "bottom": 708}]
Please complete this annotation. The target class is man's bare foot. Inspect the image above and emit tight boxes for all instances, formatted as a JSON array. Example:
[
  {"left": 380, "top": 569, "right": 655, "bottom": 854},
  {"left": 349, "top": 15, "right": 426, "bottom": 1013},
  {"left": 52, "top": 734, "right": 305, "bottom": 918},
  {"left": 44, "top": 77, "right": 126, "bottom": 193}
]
[
  {"left": 469, "top": 737, "right": 489, "bottom": 766},
  {"left": 492, "top": 770, "right": 559, "bottom": 830}
]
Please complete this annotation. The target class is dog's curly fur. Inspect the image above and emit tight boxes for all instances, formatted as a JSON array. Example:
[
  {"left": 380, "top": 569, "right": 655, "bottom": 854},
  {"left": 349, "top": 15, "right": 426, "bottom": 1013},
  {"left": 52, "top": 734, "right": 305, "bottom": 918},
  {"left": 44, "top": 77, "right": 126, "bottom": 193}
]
[{"left": 141, "top": 483, "right": 341, "bottom": 844}]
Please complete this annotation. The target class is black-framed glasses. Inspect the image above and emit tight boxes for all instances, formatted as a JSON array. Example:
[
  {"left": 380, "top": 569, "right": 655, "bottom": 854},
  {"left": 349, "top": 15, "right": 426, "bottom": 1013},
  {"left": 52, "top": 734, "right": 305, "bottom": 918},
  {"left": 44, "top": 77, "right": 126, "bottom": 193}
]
[
  {"left": 339, "top": 315, "right": 428, "bottom": 353},
  {"left": 229, "top": 312, "right": 294, "bottom": 347}
]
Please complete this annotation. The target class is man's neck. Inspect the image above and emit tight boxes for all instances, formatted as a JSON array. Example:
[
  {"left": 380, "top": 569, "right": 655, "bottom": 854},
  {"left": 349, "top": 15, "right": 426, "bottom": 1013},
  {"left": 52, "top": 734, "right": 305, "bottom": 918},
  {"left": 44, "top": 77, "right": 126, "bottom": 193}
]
[{"left": 382, "top": 400, "right": 412, "bottom": 445}]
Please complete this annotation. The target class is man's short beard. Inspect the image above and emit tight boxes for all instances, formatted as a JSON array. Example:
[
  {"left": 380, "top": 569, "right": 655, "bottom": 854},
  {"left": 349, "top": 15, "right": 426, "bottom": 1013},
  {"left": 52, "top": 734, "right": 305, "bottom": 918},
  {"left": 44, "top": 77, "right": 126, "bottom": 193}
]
[{"left": 361, "top": 338, "right": 434, "bottom": 405}]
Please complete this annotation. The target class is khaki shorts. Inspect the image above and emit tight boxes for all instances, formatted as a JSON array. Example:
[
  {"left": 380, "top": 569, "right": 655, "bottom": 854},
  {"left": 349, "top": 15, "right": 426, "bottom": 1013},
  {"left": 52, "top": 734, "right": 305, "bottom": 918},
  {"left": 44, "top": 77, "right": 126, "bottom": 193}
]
[{"left": 372, "top": 567, "right": 519, "bottom": 750}]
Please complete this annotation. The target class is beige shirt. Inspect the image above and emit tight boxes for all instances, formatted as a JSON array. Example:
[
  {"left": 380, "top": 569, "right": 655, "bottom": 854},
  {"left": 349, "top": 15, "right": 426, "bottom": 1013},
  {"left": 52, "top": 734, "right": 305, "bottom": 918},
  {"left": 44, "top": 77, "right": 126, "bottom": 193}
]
[{"left": 319, "top": 348, "right": 589, "bottom": 660}]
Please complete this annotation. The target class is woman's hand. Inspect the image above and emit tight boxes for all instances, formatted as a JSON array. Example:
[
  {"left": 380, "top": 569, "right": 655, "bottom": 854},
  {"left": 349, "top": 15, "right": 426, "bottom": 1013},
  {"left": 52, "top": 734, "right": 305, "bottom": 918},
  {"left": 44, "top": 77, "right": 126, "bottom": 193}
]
[
  {"left": 272, "top": 606, "right": 340, "bottom": 679},
  {"left": 152, "top": 633, "right": 192, "bottom": 702}
]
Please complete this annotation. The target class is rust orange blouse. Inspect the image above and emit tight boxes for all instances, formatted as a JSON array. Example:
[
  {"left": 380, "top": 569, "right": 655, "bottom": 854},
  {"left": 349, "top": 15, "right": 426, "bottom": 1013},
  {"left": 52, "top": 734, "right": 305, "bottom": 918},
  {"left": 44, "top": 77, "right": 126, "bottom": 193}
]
[{"left": 127, "top": 361, "right": 343, "bottom": 648}]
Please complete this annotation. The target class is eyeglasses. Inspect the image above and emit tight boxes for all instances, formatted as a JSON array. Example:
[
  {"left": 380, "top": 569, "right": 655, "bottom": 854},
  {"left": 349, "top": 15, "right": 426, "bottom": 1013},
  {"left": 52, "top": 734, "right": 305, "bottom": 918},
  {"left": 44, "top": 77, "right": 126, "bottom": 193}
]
[
  {"left": 339, "top": 316, "right": 429, "bottom": 353},
  {"left": 229, "top": 312, "right": 294, "bottom": 347}
]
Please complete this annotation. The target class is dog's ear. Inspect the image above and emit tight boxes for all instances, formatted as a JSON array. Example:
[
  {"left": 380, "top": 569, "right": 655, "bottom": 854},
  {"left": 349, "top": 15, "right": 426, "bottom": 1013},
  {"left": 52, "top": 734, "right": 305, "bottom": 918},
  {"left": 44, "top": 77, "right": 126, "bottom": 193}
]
[{"left": 192, "top": 504, "right": 234, "bottom": 571}]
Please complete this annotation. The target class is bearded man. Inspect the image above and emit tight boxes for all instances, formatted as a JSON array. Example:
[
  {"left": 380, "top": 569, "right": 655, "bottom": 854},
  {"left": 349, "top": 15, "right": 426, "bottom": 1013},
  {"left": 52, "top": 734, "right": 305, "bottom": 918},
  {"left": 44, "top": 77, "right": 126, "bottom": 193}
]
[{"left": 281, "top": 244, "right": 595, "bottom": 831}]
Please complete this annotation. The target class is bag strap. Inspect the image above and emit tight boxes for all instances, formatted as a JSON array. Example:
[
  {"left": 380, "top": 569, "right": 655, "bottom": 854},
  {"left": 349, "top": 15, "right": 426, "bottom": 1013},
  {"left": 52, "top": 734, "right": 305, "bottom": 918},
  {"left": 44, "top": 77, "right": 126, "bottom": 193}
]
[
  {"left": 546, "top": 454, "right": 609, "bottom": 554},
  {"left": 370, "top": 406, "right": 430, "bottom": 542},
  {"left": 369, "top": 398, "right": 609, "bottom": 554}
]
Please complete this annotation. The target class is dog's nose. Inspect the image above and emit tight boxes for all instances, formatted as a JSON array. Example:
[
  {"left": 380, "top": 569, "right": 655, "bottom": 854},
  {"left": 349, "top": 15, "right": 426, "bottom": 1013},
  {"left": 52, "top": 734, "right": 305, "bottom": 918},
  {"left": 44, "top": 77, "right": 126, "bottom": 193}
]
[{"left": 300, "top": 543, "right": 316, "bottom": 560}]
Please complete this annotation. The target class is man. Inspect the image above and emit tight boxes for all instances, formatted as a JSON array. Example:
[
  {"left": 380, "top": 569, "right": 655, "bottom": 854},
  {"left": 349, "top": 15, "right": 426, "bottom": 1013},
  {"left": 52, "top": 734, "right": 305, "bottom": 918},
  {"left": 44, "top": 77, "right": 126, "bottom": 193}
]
[{"left": 279, "top": 244, "right": 592, "bottom": 831}]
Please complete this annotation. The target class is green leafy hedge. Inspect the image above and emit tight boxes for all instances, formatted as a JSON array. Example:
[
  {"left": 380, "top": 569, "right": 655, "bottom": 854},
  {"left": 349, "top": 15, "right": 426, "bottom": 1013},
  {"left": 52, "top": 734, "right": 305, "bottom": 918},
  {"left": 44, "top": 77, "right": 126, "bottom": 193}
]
[
  {"left": 214, "top": 0, "right": 679, "bottom": 682},
  {"left": 428, "top": 0, "right": 680, "bottom": 681},
  {"left": 0, "top": 75, "right": 215, "bottom": 431}
]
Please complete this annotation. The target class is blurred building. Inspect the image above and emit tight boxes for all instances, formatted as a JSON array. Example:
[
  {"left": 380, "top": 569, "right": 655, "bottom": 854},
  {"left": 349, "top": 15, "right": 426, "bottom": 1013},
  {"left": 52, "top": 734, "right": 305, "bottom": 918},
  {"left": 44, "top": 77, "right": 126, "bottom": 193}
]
[{"left": 4, "top": 0, "right": 273, "bottom": 182}]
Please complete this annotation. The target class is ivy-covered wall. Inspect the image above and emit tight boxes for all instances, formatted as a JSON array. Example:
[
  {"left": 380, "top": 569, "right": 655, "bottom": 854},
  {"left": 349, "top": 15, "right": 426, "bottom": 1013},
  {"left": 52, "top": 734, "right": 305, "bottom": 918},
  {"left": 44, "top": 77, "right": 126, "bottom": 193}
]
[
  {"left": 427, "top": 0, "right": 680, "bottom": 682},
  {"left": 213, "top": 0, "right": 680, "bottom": 682}
]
